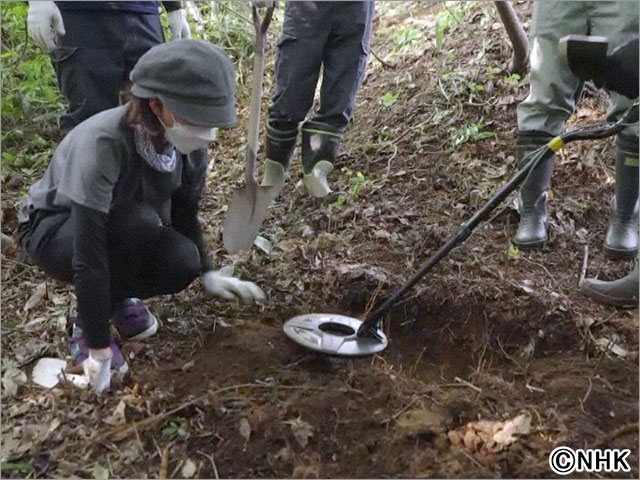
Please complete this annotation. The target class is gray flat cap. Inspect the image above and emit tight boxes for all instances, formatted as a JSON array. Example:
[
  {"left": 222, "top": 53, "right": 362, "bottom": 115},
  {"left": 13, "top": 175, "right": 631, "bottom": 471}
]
[{"left": 130, "top": 39, "right": 236, "bottom": 128}]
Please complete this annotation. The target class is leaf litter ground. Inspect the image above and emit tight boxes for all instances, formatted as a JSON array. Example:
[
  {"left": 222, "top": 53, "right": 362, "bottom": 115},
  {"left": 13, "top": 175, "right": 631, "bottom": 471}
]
[{"left": 1, "top": 3, "right": 637, "bottom": 478}]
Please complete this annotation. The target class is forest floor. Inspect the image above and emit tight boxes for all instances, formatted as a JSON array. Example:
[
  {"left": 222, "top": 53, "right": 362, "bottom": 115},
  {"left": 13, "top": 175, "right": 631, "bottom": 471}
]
[{"left": 1, "top": 2, "right": 638, "bottom": 478}]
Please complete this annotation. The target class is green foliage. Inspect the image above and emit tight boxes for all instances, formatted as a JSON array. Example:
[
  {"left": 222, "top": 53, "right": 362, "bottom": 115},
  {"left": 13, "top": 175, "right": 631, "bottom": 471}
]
[
  {"left": 504, "top": 73, "right": 521, "bottom": 86},
  {"left": 467, "top": 81, "right": 484, "bottom": 95},
  {"left": 434, "top": 4, "right": 466, "bottom": 50},
  {"left": 508, "top": 243, "right": 521, "bottom": 259},
  {"left": 451, "top": 122, "right": 495, "bottom": 149},
  {"left": 334, "top": 169, "right": 377, "bottom": 208},
  {"left": 1, "top": 2, "right": 65, "bottom": 180},
  {"left": 1, "top": 462, "right": 35, "bottom": 474},
  {"left": 163, "top": 421, "right": 187, "bottom": 438},
  {"left": 88, "top": 464, "right": 110, "bottom": 480},
  {"left": 390, "top": 25, "right": 423, "bottom": 51},
  {"left": 381, "top": 91, "right": 398, "bottom": 107}
]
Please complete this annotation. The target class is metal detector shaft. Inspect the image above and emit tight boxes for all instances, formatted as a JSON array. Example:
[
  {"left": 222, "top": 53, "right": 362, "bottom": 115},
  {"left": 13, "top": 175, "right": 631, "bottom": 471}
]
[{"left": 357, "top": 109, "right": 634, "bottom": 341}]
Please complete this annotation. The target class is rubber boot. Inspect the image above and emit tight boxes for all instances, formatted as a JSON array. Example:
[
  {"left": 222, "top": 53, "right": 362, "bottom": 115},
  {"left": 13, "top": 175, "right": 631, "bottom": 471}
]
[
  {"left": 581, "top": 260, "right": 639, "bottom": 308},
  {"left": 301, "top": 121, "right": 341, "bottom": 198},
  {"left": 604, "top": 140, "right": 639, "bottom": 260},
  {"left": 261, "top": 120, "right": 298, "bottom": 196},
  {"left": 514, "top": 131, "right": 555, "bottom": 249}
]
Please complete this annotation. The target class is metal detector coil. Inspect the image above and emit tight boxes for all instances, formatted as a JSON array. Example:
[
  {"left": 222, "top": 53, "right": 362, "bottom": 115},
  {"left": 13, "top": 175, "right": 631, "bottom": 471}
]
[{"left": 283, "top": 314, "right": 388, "bottom": 355}]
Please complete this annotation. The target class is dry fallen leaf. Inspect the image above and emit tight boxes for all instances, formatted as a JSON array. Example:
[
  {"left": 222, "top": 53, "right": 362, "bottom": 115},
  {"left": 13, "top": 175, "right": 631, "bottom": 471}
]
[
  {"left": 24, "top": 282, "right": 47, "bottom": 312},
  {"left": 285, "top": 417, "right": 314, "bottom": 448},
  {"left": 239, "top": 418, "right": 251, "bottom": 443},
  {"left": 181, "top": 458, "right": 197, "bottom": 478}
]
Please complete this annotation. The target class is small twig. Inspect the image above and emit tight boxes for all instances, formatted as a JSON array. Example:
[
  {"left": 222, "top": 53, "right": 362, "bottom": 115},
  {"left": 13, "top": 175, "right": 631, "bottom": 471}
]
[
  {"left": 382, "top": 398, "right": 418, "bottom": 425},
  {"left": 411, "top": 346, "right": 427, "bottom": 375},
  {"left": 579, "top": 244, "right": 589, "bottom": 287},
  {"left": 370, "top": 48, "right": 396, "bottom": 69},
  {"left": 525, "top": 383, "right": 545, "bottom": 393},
  {"left": 453, "top": 376, "right": 482, "bottom": 393},
  {"left": 521, "top": 257, "right": 559, "bottom": 287},
  {"left": 580, "top": 376, "right": 593, "bottom": 414},
  {"left": 460, "top": 448, "right": 485, "bottom": 469},
  {"left": 159, "top": 447, "right": 169, "bottom": 479},
  {"left": 197, "top": 450, "right": 219, "bottom": 479}
]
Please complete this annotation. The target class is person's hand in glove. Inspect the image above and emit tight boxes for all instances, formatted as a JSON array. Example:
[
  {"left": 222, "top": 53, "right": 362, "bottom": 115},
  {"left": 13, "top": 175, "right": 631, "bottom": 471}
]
[
  {"left": 202, "top": 266, "right": 266, "bottom": 305},
  {"left": 83, "top": 347, "right": 112, "bottom": 394},
  {"left": 167, "top": 8, "right": 191, "bottom": 40},
  {"left": 27, "top": 1, "right": 65, "bottom": 52}
]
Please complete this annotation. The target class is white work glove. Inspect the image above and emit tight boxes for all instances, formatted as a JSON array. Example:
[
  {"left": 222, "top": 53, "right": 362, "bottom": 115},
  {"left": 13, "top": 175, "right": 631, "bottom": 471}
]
[
  {"left": 27, "top": 1, "right": 65, "bottom": 52},
  {"left": 83, "top": 347, "right": 112, "bottom": 394},
  {"left": 167, "top": 9, "right": 191, "bottom": 40},
  {"left": 202, "top": 266, "right": 266, "bottom": 305}
]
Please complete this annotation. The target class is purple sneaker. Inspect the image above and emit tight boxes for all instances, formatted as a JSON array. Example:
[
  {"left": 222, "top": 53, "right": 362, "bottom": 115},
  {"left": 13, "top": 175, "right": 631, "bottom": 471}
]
[
  {"left": 68, "top": 324, "right": 128, "bottom": 374},
  {"left": 111, "top": 298, "right": 158, "bottom": 340}
]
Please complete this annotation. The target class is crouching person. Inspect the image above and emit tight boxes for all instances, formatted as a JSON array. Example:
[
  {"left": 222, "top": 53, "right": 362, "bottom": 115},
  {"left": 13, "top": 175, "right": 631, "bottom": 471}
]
[{"left": 18, "top": 40, "right": 265, "bottom": 394}]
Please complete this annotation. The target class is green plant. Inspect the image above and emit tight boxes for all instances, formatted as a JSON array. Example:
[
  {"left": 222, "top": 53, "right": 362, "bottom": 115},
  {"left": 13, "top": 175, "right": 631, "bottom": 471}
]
[
  {"left": 334, "top": 169, "right": 377, "bottom": 208},
  {"left": 1, "top": 2, "right": 65, "bottom": 180},
  {"left": 467, "top": 81, "right": 484, "bottom": 95},
  {"left": 434, "top": 5, "right": 465, "bottom": 50},
  {"left": 451, "top": 122, "right": 495, "bottom": 149},
  {"left": 381, "top": 91, "right": 398, "bottom": 107},
  {"left": 163, "top": 421, "right": 187, "bottom": 438},
  {"left": 504, "top": 73, "right": 521, "bottom": 86},
  {"left": 390, "top": 25, "right": 423, "bottom": 51}
]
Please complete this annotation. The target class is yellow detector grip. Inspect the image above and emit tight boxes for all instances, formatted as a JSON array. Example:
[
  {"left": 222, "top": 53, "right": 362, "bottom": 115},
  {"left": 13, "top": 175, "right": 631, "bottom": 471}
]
[{"left": 547, "top": 136, "right": 564, "bottom": 153}]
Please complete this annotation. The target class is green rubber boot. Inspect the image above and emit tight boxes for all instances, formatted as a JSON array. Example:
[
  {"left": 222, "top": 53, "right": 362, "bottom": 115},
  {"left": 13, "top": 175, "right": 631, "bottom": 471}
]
[
  {"left": 604, "top": 142, "right": 638, "bottom": 260},
  {"left": 301, "top": 121, "right": 341, "bottom": 198},
  {"left": 514, "top": 131, "right": 555, "bottom": 249},
  {"left": 261, "top": 121, "right": 298, "bottom": 197},
  {"left": 581, "top": 260, "right": 639, "bottom": 308}
]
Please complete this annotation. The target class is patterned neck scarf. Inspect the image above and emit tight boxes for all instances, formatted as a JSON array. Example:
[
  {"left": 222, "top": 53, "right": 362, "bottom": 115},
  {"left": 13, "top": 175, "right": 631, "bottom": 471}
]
[{"left": 134, "top": 125, "right": 177, "bottom": 173}]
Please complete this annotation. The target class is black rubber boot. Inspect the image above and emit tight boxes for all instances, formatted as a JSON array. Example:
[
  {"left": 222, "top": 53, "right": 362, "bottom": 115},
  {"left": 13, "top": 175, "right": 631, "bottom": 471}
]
[
  {"left": 604, "top": 139, "right": 639, "bottom": 260},
  {"left": 261, "top": 120, "right": 298, "bottom": 191},
  {"left": 514, "top": 131, "right": 555, "bottom": 249},
  {"left": 581, "top": 260, "right": 639, "bottom": 308},
  {"left": 301, "top": 121, "right": 341, "bottom": 198}
]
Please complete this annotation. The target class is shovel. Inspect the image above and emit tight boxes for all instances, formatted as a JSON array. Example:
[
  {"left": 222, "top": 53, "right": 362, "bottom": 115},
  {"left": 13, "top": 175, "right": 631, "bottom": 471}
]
[{"left": 223, "top": 3, "right": 275, "bottom": 253}]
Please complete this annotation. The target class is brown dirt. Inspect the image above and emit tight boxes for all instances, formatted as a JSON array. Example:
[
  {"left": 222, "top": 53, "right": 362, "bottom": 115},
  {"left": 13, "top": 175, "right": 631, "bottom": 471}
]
[{"left": 1, "top": 2, "right": 638, "bottom": 478}]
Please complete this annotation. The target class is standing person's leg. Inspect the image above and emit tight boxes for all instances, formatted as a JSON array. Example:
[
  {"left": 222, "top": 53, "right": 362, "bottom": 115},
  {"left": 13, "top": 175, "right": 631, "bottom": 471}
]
[
  {"left": 301, "top": 1, "right": 375, "bottom": 198},
  {"left": 262, "top": 1, "right": 330, "bottom": 193},
  {"left": 514, "top": 1, "right": 589, "bottom": 248},
  {"left": 122, "top": 11, "right": 165, "bottom": 91},
  {"left": 592, "top": 1, "right": 639, "bottom": 259},
  {"left": 50, "top": 11, "right": 126, "bottom": 134}
]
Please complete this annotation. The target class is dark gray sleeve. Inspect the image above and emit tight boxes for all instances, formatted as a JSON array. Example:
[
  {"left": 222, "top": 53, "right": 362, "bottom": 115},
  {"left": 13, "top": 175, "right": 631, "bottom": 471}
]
[
  {"left": 171, "top": 149, "right": 214, "bottom": 273},
  {"left": 71, "top": 202, "right": 112, "bottom": 349}
]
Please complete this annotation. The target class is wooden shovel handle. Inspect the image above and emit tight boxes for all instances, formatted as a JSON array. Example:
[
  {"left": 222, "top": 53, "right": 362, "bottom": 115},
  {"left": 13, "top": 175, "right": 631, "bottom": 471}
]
[{"left": 245, "top": 3, "right": 275, "bottom": 189}]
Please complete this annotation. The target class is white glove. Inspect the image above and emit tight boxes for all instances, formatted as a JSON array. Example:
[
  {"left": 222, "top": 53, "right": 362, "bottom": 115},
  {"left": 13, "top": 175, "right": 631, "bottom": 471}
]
[
  {"left": 167, "top": 9, "right": 191, "bottom": 40},
  {"left": 27, "top": 1, "right": 65, "bottom": 52},
  {"left": 83, "top": 347, "right": 112, "bottom": 394},
  {"left": 202, "top": 266, "right": 266, "bottom": 305}
]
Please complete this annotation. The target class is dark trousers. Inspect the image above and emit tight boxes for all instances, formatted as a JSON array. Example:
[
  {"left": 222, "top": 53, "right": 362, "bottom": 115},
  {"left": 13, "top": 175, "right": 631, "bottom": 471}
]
[
  {"left": 20, "top": 204, "right": 201, "bottom": 311},
  {"left": 268, "top": 1, "right": 375, "bottom": 133},
  {"left": 50, "top": 10, "right": 164, "bottom": 134}
]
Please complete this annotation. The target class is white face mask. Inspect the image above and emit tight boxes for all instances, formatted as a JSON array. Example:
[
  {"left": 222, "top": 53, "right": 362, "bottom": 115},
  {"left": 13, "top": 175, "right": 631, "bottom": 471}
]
[{"left": 160, "top": 113, "right": 218, "bottom": 154}]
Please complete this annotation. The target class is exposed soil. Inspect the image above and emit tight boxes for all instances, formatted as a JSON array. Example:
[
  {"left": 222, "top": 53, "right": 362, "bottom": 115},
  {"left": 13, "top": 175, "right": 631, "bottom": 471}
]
[{"left": 2, "top": 2, "right": 638, "bottom": 478}]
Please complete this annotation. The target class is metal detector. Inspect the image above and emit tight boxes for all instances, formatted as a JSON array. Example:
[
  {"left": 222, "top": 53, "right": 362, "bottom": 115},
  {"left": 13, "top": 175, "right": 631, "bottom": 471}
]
[{"left": 283, "top": 104, "right": 638, "bottom": 355}]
